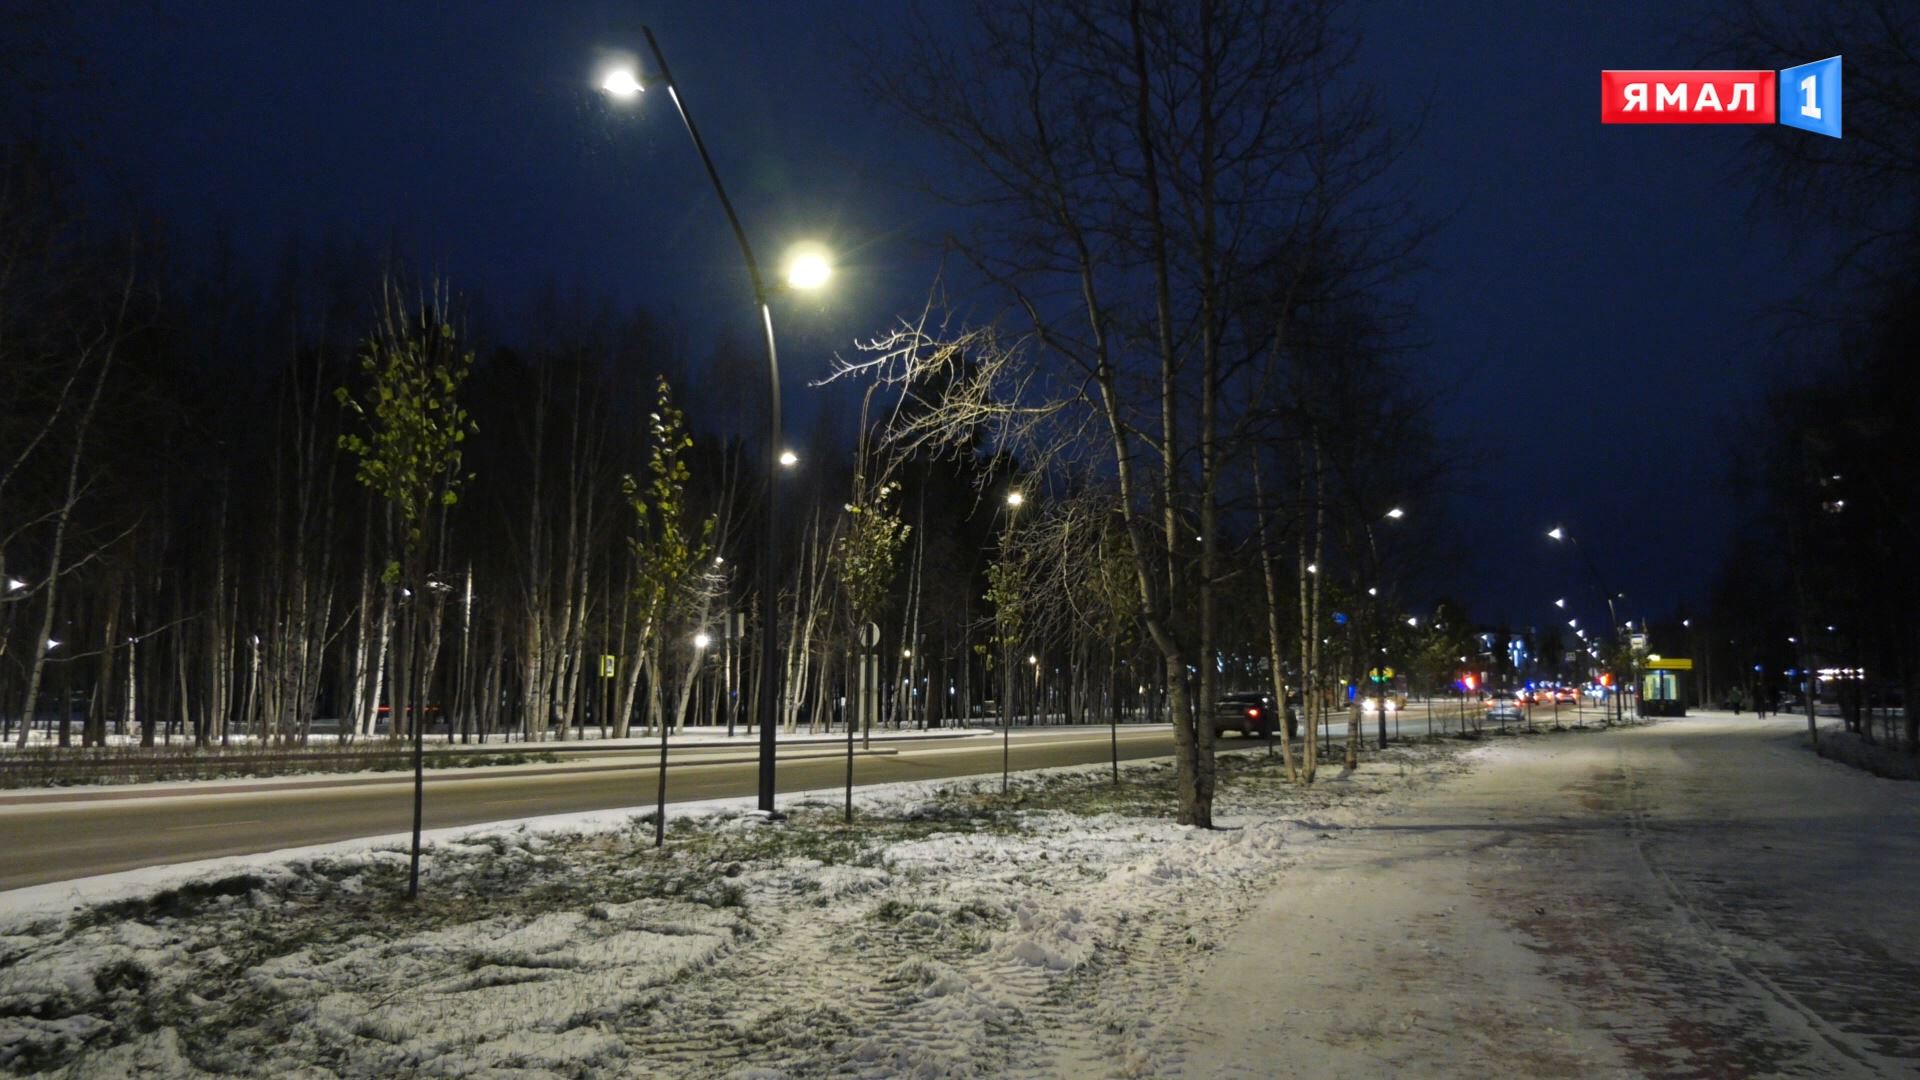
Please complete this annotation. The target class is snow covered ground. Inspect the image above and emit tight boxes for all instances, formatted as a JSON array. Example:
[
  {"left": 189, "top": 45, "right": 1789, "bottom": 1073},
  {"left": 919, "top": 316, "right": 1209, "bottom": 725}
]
[
  {"left": 16, "top": 715, "right": 1895, "bottom": 1078},
  {"left": 0, "top": 736, "right": 1475, "bottom": 1077}
]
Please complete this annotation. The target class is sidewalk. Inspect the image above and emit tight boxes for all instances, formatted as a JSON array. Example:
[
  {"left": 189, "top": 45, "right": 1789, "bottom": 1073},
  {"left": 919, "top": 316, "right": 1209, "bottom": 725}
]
[{"left": 1147, "top": 712, "right": 1913, "bottom": 1077}]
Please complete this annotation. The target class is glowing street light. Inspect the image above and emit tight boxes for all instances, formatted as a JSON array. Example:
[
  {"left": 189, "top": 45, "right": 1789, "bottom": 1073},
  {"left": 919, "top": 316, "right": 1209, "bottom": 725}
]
[
  {"left": 783, "top": 244, "right": 832, "bottom": 291},
  {"left": 600, "top": 67, "right": 643, "bottom": 99},
  {"left": 5, "top": 577, "right": 24, "bottom": 592},
  {"left": 1547, "top": 526, "right": 1565, "bottom": 541},
  {"left": 1005, "top": 490, "right": 1025, "bottom": 508},
  {"left": 1554, "top": 598, "right": 1566, "bottom": 608},
  {"left": 1385, "top": 507, "right": 1405, "bottom": 519},
  {"left": 594, "top": 28, "right": 826, "bottom": 818},
  {"left": 693, "top": 632, "right": 712, "bottom": 650}
]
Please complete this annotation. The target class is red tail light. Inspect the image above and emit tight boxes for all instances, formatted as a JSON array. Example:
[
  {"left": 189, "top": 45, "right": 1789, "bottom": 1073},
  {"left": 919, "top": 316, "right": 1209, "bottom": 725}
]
[{"left": 1246, "top": 707, "right": 1260, "bottom": 718}]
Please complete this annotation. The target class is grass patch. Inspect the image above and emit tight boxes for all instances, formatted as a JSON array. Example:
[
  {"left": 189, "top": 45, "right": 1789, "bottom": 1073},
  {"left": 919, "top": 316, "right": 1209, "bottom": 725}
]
[{"left": 75, "top": 873, "right": 267, "bottom": 930}]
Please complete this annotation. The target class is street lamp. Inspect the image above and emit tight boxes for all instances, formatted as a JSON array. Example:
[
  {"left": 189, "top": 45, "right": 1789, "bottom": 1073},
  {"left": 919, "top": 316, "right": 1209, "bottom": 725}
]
[
  {"left": 5, "top": 578, "right": 24, "bottom": 592},
  {"left": 693, "top": 632, "right": 712, "bottom": 650},
  {"left": 1548, "top": 523, "right": 1627, "bottom": 723},
  {"left": 778, "top": 450, "right": 799, "bottom": 468},
  {"left": 783, "top": 244, "right": 832, "bottom": 291},
  {"left": 600, "top": 67, "right": 643, "bottom": 99},
  {"left": 1005, "top": 490, "right": 1024, "bottom": 508},
  {"left": 598, "top": 30, "right": 832, "bottom": 816}
]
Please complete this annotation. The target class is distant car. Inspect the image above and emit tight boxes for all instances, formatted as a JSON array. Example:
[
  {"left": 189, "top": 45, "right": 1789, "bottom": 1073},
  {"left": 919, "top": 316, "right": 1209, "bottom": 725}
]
[
  {"left": 1484, "top": 691, "right": 1524, "bottom": 723},
  {"left": 1214, "top": 691, "right": 1279, "bottom": 738},
  {"left": 1358, "top": 695, "right": 1400, "bottom": 715}
]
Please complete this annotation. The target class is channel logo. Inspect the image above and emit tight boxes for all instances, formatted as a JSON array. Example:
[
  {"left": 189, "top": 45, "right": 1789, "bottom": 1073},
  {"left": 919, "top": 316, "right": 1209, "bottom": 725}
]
[{"left": 1601, "top": 56, "right": 1841, "bottom": 138}]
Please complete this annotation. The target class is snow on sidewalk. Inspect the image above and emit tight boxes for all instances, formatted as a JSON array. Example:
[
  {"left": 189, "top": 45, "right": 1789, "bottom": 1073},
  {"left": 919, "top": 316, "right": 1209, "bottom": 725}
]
[{"left": 0, "top": 739, "right": 1476, "bottom": 1078}]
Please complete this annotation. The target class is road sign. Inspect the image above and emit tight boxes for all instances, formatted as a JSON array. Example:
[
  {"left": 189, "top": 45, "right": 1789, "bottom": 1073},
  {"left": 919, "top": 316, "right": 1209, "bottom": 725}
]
[
  {"left": 859, "top": 622, "right": 880, "bottom": 649},
  {"left": 601, "top": 655, "right": 616, "bottom": 678}
]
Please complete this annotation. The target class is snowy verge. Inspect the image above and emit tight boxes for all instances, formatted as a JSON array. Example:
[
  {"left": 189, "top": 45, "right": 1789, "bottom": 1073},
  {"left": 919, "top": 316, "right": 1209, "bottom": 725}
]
[{"left": 0, "top": 737, "right": 1477, "bottom": 1078}]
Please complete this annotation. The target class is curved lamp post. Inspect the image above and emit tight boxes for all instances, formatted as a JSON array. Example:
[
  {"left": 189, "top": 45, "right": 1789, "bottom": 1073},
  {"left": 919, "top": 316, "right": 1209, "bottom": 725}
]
[
  {"left": 601, "top": 30, "right": 830, "bottom": 816},
  {"left": 1548, "top": 525, "right": 1627, "bottom": 723},
  {"left": 1364, "top": 507, "right": 1406, "bottom": 749}
]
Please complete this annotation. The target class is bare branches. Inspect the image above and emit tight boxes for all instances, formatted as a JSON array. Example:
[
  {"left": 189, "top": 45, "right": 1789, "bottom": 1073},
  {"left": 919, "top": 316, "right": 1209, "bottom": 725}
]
[{"left": 822, "top": 293, "right": 1073, "bottom": 484}]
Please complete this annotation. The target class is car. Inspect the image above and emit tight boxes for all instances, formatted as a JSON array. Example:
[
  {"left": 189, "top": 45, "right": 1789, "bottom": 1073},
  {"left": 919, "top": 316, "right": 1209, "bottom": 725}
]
[
  {"left": 1214, "top": 691, "right": 1279, "bottom": 738},
  {"left": 1358, "top": 695, "right": 1400, "bottom": 715},
  {"left": 1553, "top": 687, "right": 1577, "bottom": 704},
  {"left": 1484, "top": 690, "right": 1525, "bottom": 723}
]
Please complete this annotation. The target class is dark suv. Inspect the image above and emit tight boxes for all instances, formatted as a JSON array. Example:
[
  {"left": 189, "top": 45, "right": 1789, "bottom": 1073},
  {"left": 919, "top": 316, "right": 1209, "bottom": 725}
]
[{"left": 1214, "top": 691, "right": 1280, "bottom": 738}]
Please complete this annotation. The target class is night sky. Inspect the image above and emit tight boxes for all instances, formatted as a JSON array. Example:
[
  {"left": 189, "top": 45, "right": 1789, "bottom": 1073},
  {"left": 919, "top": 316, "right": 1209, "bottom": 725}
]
[{"left": 30, "top": 1, "right": 1818, "bottom": 630}]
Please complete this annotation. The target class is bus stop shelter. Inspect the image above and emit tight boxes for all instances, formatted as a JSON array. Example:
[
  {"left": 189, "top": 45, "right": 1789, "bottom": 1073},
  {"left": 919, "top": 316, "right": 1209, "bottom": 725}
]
[{"left": 1641, "top": 656, "right": 1693, "bottom": 717}]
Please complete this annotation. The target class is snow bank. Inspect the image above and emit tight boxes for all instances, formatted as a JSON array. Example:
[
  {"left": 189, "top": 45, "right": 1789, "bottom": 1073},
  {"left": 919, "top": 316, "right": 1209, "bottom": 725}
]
[{"left": 0, "top": 738, "right": 1472, "bottom": 1077}]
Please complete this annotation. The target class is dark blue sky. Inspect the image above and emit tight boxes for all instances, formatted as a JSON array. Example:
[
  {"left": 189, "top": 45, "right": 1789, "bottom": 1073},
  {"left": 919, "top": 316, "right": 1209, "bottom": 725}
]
[{"left": 31, "top": 1, "right": 1818, "bottom": 629}]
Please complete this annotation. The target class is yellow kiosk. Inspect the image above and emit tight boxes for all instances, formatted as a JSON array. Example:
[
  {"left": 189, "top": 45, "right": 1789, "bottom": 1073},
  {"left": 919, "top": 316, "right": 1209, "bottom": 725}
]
[{"left": 1641, "top": 656, "right": 1692, "bottom": 717}]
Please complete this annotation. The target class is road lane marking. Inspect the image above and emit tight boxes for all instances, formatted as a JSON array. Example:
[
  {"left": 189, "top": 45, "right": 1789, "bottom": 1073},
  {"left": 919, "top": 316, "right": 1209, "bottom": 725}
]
[{"left": 166, "top": 818, "right": 264, "bottom": 831}]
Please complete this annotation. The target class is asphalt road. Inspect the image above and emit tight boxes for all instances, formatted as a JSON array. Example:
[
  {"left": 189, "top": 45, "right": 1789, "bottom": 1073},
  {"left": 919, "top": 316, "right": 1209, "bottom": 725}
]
[{"left": 0, "top": 726, "right": 1182, "bottom": 891}]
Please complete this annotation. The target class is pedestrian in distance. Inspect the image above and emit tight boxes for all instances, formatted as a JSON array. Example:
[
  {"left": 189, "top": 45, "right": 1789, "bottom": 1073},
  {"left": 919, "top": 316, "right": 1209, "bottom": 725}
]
[
  {"left": 1729, "top": 685, "right": 1745, "bottom": 715},
  {"left": 1753, "top": 686, "right": 1767, "bottom": 718}
]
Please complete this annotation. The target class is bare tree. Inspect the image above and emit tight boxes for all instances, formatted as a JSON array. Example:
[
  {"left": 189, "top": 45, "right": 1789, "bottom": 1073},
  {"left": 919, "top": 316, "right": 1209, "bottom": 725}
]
[{"left": 853, "top": 0, "right": 1410, "bottom": 824}]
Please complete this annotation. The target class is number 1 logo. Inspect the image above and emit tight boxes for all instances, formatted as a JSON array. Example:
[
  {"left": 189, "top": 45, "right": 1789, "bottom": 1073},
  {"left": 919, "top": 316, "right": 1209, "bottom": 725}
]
[{"left": 1779, "top": 56, "right": 1841, "bottom": 138}]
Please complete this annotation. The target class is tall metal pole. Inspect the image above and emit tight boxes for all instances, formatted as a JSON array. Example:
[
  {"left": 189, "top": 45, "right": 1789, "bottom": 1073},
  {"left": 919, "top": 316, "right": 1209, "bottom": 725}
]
[
  {"left": 1557, "top": 528, "right": 1624, "bottom": 727},
  {"left": 641, "top": 28, "right": 782, "bottom": 815}
]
